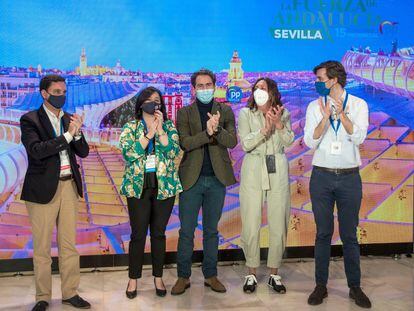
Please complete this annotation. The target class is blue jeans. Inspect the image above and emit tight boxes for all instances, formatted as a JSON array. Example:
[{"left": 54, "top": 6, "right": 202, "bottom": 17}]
[
  {"left": 310, "top": 168, "right": 362, "bottom": 288},
  {"left": 177, "top": 175, "right": 226, "bottom": 279}
]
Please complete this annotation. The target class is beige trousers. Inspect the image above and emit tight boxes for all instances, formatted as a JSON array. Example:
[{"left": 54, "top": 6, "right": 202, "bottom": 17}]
[
  {"left": 239, "top": 153, "right": 291, "bottom": 268},
  {"left": 26, "top": 180, "right": 80, "bottom": 302}
]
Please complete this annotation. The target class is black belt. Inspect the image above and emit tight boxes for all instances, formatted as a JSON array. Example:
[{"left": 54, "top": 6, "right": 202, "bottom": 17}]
[
  {"left": 313, "top": 166, "right": 359, "bottom": 175},
  {"left": 59, "top": 174, "right": 73, "bottom": 181}
]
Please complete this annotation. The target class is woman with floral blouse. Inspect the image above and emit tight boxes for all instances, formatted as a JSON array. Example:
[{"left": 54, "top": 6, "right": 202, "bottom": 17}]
[{"left": 119, "top": 86, "right": 182, "bottom": 298}]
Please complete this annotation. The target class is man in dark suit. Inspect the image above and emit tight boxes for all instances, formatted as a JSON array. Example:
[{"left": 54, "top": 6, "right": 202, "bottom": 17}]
[
  {"left": 171, "top": 69, "right": 237, "bottom": 295},
  {"left": 20, "top": 74, "right": 90, "bottom": 311}
]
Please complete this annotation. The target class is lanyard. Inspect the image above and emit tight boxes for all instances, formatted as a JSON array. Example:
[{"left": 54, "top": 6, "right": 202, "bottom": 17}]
[
  {"left": 325, "top": 92, "right": 349, "bottom": 137},
  {"left": 52, "top": 119, "right": 64, "bottom": 138},
  {"left": 141, "top": 119, "right": 154, "bottom": 154}
]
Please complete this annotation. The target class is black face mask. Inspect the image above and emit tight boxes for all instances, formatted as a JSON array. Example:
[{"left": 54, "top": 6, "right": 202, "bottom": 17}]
[
  {"left": 142, "top": 101, "right": 160, "bottom": 115},
  {"left": 47, "top": 93, "right": 66, "bottom": 109}
]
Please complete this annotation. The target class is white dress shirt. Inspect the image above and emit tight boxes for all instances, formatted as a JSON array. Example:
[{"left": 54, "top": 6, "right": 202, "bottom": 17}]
[
  {"left": 303, "top": 90, "right": 369, "bottom": 169},
  {"left": 43, "top": 104, "right": 81, "bottom": 177}
]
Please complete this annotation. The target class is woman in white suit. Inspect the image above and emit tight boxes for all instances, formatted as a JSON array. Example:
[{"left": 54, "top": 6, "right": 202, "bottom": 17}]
[{"left": 238, "top": 77, "right": 294, "bottom": 294}]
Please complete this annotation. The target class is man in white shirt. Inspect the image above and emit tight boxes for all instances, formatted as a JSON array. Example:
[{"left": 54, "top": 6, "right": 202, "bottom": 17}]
[
  {"left": 304, "top": 61, "right": 371, "bottom": 309},
  {"left": 20, "top": 75, "right": 90, "bottom": 311}
]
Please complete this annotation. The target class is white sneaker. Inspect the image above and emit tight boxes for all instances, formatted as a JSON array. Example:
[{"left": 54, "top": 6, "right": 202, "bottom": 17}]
[
  {"left": 268, "top": 274, "right": 286, "bottom": 294},
  {"left": 243, "top": 274, "right": 258, "bottom": 293}
]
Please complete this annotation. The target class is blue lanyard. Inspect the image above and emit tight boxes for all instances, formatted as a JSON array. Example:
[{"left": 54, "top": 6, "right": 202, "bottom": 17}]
[
  {"left": 141, "top": 119, "right": 154, "bottom": 154},
  {"left": 52, "top": 120, "right": 64, "bottom": 138},
  {"left": 325, "top": 92, "right": 349, "bottom": 136}
]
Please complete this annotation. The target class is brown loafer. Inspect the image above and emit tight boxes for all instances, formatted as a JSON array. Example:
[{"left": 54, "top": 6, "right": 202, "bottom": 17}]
[
  {"left": 204, "top": 276, "right": 227, "bottom": 293},
  {"left": 171, "top": 278, "right": 190, "bottom": 296}
]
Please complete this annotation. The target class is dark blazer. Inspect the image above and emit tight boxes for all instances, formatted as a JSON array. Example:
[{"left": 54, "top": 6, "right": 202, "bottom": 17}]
[
  {"left": 20, "top": 105, "right": 89, "bottom": 204},
  {"left": 176, "top": 101, "right": 237, "bottom": 190}
]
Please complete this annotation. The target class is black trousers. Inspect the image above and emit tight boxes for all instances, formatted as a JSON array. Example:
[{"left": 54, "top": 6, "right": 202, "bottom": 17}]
[
  {"left": 127, "top": 188, "right": 175, "bottom": 279},
  {"left": 309, "top": 168, "right": 362, "bottom": 287}
]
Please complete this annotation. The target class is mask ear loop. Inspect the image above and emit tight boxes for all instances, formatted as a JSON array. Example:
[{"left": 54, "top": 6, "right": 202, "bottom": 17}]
[
  {"left": 327, "top": 78, "right": 338, "bottom": 90},
  {"left": 42, "top": 90, "right": 49, "bottom": 103}
]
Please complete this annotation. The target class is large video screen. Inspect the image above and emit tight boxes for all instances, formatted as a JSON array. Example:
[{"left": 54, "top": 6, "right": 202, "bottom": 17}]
[{"left": 0, "top": 0, "right": 412, "bottom": 259}]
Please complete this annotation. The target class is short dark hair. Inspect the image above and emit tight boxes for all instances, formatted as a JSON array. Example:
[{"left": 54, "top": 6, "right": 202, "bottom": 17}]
[
  {"left": 39, "top": 74, "right": 66, "bottom": 92},
  {"left": 313, "top": 60, "right": 347, "bottom": 87},
  {"left": 134, "top": 86, "right": 168, "bottom": 120},
  {"left": 190, "top": 69, "right": 216, "bottom": 87},
  {"left": 247, "top": 77, "right": 282, "bottom": 110}
]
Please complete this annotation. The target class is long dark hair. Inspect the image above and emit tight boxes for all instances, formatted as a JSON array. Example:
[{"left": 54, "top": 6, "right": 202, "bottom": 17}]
[
  {"left": 134, "top": 86, "right": 168, "bottom": 120},
  {"left": 247, "top": 77, "right": 282, "bottom": 110}
]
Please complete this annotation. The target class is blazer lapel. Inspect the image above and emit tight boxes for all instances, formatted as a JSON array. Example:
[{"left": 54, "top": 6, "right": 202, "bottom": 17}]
[
  {"left": 211, "top": 101, "right": 220, "bottom": 115},
  {"left": 37, "top": 105, "right": 56, "bottom": 139},
  {"left": 189, "top": 102, "right": 203, "bottom": 133},
  {"left": 135, "top": 119, "right": 144, "bottom": 138},
  {"left": 62, "top": 113, "right": 71, "bottom": 133},
  {"left": 61, "top": 113, "right": 73, "bottom": 156}
]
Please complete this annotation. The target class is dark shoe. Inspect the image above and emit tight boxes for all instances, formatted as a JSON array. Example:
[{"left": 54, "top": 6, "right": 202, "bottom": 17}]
[
  {"left": 204, "top": 276, "right": 227, "bottom": 293},
  {"left": 31, "top": 301, "right": 49, "bottom": 311},
  {"left": 268, "top": 274, "right": 286, "bottom": 294},
  {"left": 349, "top": 287, "right": 372, "bottom": 309},
  {"left": 154, "top": 278, "right": 167, "bottom": 297},
  {"left": 171, "top": 278, "right": 190, "bottom": 295},
  {"left": 62, "top": 295, "right": 91, "bottom": 309},
  {"left": 308, "top": 285, "right": 328, "bottom": 305},
  {"left": 243, "top": 274, "right": 257, "bottom": 293},
  {"left": 126, "top": 279, "right": 137, "bottom": 299}
]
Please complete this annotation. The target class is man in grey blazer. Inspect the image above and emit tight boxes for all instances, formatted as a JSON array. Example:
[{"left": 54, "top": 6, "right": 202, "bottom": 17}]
[{"left": 172, "top": 69, "right": 237, "bottom": 295}]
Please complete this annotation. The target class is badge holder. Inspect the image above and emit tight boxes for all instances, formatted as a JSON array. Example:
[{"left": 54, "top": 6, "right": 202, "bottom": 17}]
[
  {"left": 326, "top": 93, "right": 348, "bottom": 156},
  {"left": 141, "top": 119, "right": 157, "bottom": 173}
]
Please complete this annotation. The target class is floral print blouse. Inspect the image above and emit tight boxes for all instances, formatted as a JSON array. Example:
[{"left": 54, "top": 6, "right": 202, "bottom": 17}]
[{"left": 119, "top": 119, "right": 183, "bottom": 200}]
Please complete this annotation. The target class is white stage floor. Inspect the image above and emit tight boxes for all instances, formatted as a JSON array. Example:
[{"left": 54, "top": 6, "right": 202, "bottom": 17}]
[{"left": 0, "top": 257, "right": 412, "bottom": 310}]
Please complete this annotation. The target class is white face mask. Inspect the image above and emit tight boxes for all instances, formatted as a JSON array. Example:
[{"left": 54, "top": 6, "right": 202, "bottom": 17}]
[{"left": 253, "top": 89, "right": 269, "bottom": 106}]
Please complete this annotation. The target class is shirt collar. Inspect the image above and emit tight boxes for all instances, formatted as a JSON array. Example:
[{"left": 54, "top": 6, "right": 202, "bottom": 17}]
[{"left": 43, "top": 103, "right": 64, "bottom": 120}]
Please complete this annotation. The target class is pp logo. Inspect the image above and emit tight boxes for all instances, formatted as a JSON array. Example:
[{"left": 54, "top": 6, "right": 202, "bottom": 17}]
[{"left": 226, "top": 86, "right": 243, "bottom": 103}]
